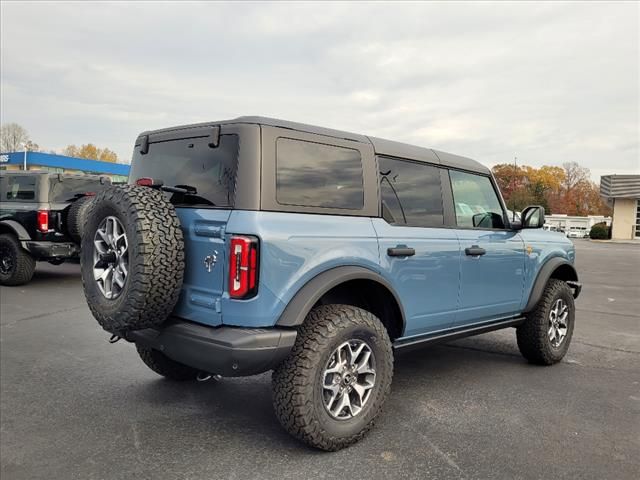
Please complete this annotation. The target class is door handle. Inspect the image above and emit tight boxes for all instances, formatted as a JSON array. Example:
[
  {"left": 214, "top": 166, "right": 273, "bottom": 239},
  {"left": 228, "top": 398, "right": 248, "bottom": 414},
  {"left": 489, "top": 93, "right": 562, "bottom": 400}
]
[
  {"left": 387, "top": 246, "right": 415, "bottom": 257},
  {"left": 465, "top": 245, "right": 486, "bottom": 256}
]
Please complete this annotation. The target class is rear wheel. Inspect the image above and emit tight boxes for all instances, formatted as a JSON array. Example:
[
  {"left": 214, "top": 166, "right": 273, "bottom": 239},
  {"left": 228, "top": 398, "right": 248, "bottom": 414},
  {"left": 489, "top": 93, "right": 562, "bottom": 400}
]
[
  {"left": 136, "top": 345, "right": 200, "bottom": 381},
  {"left": 517, "top": 279, "right": 575, "bottom": 365},
  {"left": 272, "top": 305, "right": 393, "bottom": 451},
  {"left": 0, "top": 233, "right": 35, "bottom": 286}
]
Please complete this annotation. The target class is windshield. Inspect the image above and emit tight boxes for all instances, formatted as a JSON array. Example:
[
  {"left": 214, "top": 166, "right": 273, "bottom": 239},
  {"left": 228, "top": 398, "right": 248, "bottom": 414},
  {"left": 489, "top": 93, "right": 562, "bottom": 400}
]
[{"left": 129, "top": 134, "right": 239, "bottom": 207}]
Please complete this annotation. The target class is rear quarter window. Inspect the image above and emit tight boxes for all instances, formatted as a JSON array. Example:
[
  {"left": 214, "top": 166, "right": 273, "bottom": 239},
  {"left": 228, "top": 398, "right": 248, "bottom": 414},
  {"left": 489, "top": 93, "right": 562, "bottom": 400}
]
[
  {"left": 276, "top": 138, "right": 364, "bottom": 209},
  {"left": 379, "top": 157, "right": 444, "bottom": 227}
]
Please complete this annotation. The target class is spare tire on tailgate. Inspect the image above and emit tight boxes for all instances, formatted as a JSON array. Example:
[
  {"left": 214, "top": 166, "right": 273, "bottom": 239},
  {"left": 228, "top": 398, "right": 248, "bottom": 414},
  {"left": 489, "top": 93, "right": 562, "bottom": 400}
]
[
  {"left": 66, "top": 195, "right": 94, "bottom": 243},
  {"left": 80, "top": 185, "right": 185, "bottom": 335}
]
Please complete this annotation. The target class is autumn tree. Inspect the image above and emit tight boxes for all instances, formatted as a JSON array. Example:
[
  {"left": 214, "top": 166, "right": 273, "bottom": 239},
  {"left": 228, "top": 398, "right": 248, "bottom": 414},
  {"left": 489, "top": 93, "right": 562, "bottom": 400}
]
[
  {"left": 0, "top": 123, "right": 37, "bottom": 152},
  {"left": 492, "top": 162, "right": 610, "bottom": 216},
  {"left": 491, "top": 164, "right": 527, "bottom": 200},
  {"left": 561, "top": 162, "right": 590, "bottom": 192},
  {"left": 62, "top": 144, "right": 118, "bottom": 163}
]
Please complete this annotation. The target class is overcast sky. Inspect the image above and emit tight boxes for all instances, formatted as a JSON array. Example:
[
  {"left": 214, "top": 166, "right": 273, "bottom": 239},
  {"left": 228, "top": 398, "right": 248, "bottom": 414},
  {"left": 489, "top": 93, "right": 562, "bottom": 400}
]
[{"left": 1, "top": 1, "right": 638, "bottom": 180}]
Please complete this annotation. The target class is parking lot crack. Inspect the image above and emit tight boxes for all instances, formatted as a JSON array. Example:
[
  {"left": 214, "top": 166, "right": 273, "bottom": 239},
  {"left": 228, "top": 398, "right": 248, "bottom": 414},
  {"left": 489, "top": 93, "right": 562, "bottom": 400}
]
[
  {"left": 0, "top": 305, "right": 86, "bottom": 328},
  {"left": 573, "top": 340, "right": 640, "bottom": 355},
  {"left": 576, "top": 308, "right": 640, "bottom": 319}
]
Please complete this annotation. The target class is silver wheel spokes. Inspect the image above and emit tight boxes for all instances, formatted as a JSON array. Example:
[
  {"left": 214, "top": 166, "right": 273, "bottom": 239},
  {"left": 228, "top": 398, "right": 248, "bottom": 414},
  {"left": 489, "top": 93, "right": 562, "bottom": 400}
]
[
  {"left": 322, "top": 339, "right": 376, "bottom": 420},
  {"left": 548, "top": 298, "right": 569, "bottom": 348},
  {"left": 93, "top": 216, "right": 129, "bottom": 299}
]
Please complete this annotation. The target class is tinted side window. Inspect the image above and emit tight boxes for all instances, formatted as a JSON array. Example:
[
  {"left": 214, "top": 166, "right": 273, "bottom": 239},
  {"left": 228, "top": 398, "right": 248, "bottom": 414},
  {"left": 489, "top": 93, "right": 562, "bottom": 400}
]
[
  {"left": 379, "top": 157, "right": 444, "bottom": 227},
  {"left": 4, "top": 176, "right": 36, "bottom": 201},
  {"left": 449, "top": 170, "right": 505, "bottom": 229},
  {"left": 276, "top": 138, "right": 364, "bottom": 209}
]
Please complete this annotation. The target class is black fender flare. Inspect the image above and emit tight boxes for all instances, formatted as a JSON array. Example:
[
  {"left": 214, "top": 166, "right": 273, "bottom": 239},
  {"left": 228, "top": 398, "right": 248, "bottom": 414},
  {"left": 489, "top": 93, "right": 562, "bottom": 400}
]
[
  {"left": 0, "top": 220, "right": 31, "bottom": 241},
  {"left": 275, "top": 266, "right": 407, "bottom": 335},
  {"left": 524, "top": 257, "right": 579, "bottom": 312}
]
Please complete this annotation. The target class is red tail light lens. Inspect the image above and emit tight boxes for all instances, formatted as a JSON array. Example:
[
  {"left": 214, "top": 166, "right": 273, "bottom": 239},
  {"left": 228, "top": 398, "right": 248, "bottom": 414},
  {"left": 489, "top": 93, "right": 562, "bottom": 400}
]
[
  {"left": 37, "top": 210, "right": 49, "bottom": 233},
  {"left": 229, "top": 235, "right": 259, "bottom": 299},
  {"left": 136, "top": 177, "right": 154, "bottom": 187}
]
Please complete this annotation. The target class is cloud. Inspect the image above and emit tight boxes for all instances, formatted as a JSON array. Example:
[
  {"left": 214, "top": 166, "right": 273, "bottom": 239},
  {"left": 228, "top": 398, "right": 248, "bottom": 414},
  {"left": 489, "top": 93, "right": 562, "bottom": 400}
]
[{"left": 1, "top": 1, "right": 638, "bottom": 180}]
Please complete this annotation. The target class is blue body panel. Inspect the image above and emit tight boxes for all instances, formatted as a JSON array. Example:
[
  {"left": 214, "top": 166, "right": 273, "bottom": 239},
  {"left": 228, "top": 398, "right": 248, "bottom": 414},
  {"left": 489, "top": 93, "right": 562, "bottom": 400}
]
[
  {"left": 454, "top": 230, "right": 525, "bottom": 325},
  {"left": 517, "top": 229, "right": 576, "bottom": 311},
  {"left": 172, "top": 208, "right": 576, "bottom": 336},
  {"left": 222, "top": 210, "right": 380, "bottom": 328},
  {"left": 371, "top": 219, "right": 460, "bottom": 337},
  {"left": 173, "top": 208, "right": 231, "bottom": 326}
]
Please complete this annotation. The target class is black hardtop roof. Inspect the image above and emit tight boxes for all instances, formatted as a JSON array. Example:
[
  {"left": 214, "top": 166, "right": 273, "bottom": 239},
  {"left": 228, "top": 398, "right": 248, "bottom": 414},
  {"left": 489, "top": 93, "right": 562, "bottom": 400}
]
[{"left": 138, "top": 116, "right": 489, "bottom": 174}]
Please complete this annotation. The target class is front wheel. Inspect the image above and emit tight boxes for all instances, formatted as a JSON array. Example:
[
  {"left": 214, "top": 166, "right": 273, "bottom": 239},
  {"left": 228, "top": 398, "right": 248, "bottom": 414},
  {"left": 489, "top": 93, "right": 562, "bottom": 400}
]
[
  {"left": 517, "top": 279, "right": 575, "bottom": 365},
  {"left": 272, "top": 305, "right": 394, "bottom": 451}
]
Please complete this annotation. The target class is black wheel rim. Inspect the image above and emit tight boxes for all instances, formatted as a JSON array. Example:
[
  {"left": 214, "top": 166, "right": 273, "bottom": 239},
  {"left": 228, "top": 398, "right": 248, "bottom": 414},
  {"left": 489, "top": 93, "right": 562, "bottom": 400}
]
[{"left": 0, "top": 245, "right": 14, "bottom": 275}]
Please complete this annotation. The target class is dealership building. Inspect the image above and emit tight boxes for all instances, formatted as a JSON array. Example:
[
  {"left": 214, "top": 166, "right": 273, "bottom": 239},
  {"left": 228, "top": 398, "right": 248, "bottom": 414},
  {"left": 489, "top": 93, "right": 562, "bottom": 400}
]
[
  {"left": 0, "top": 151, "right": 129, "bottom": 182},
  {"left": 600, "top": 174, "right": 640, "bottom": 240},
  {"left": 544, "top": 214, "right": 611, "bottom": 234}
]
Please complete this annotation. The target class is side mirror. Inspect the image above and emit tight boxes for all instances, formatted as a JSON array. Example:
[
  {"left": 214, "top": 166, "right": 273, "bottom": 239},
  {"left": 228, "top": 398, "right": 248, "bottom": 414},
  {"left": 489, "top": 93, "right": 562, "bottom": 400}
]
[
  {"left": 472, "top": 212, "right": 503, "bottom": 228},
  {"left": 510, "top": 219, "right": 523, "bottom": 230},
  {"left": 472, "top": 212, "right": 490, "bottom": 228},
  {"left": 521, "top": 205, "right": 545, "bottom": 229}
]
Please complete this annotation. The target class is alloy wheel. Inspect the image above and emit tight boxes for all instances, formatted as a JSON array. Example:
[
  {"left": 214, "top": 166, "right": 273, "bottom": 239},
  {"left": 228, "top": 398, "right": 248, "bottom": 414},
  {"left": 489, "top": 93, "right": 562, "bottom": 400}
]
[
  {"left": 548, "top": 298, "right": 569, "bottom": 348},
  {"left": 322, "top": 339, "right": 376, "bottom": 420},
  {"left": 93, "top": 216, "right": 129, "bottom": 299}
]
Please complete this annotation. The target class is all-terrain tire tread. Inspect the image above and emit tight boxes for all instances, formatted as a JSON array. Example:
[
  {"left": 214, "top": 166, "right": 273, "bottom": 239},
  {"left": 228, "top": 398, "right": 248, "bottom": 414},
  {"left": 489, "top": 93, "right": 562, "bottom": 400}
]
[
  {"left": 272, "top": 304, "right": 393, "bottom": 451},
  {"left": 66, "top": 196, "right": 94, "bottom": 243},
  {"left": 81, "top": 185, "right": 184, "bottom": 334},
  {"left": 136, "top": 345, "right": 199, "bottom": 381},
  {"left": 0, "top": 233, "right": 36, "bottom": 286},
  {"left": 517, "top": 279, "right": 574, "bottom": 365}
]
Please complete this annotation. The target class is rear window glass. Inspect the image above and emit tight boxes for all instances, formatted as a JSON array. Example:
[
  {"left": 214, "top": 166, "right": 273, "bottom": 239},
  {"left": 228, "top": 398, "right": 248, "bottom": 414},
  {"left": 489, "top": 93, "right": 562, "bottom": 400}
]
[
  {"left": 2, "top": 176, "right": 37, "bottom": 201},
  {"left": 49, "top": 177, "right": 108, "bottom": 203},
  {"left": 129, "top": 134, "right": 239, "bottom": 207},
  {"left": 276, "top": 138, "right": 364, "bottom": 209},
  {"left": 379, "top": 157, "right": 444, "bottom": 227}
]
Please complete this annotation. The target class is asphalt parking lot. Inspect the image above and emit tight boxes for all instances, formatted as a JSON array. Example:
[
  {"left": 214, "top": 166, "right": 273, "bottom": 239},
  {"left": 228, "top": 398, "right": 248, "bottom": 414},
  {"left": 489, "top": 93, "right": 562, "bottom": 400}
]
[{"left": 1, "top": 240, "right": 638, "bottom": 479}]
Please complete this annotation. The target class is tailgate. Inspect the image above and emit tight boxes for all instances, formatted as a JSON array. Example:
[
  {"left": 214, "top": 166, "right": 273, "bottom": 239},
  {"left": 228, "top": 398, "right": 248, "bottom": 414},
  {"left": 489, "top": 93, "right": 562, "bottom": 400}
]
[{"left": 172, "top": 208, "right": 231, "bottom": 326}]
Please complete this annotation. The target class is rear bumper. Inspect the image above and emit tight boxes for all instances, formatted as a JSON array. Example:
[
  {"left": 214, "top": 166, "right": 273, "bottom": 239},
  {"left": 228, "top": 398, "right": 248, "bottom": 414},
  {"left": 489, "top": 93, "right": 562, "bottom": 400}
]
[
  {"left": 22, "top": 241, "right": 79, "bottom": 259},
  {"left": 126, "top": 319, "right": 297, "bottom": 377}
]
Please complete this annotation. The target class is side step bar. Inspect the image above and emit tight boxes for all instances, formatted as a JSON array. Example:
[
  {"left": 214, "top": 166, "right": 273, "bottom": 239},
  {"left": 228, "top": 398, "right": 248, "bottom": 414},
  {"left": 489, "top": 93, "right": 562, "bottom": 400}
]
[{"left": 393, "top": 316, "right": 526, "bottom": 350}]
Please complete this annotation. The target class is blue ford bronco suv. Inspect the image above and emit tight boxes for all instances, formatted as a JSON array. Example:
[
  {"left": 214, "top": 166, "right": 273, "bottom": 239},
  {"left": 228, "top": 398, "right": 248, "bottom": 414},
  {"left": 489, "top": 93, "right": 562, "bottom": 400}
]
[{"left": 80, "top": 116, "right": 581, "bottom": 451}]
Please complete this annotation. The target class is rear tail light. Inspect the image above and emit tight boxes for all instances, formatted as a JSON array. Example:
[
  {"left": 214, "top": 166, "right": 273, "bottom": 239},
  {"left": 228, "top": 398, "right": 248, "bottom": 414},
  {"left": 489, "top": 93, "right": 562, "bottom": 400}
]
[
  {"left": 136, "top": 177, "right": 155, "bottom": 187},
  {"left": 228, "top": 235, "right": 259, "bottom": 299},
  {"left": 37, "top": 210, "right": 49, "bottom": 233}
]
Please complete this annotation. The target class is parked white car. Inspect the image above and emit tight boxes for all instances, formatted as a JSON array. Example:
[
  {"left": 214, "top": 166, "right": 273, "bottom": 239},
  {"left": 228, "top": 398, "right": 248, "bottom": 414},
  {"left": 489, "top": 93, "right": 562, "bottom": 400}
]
[{"left": 566, "top": 229, "right": 589, "bottom": 238}]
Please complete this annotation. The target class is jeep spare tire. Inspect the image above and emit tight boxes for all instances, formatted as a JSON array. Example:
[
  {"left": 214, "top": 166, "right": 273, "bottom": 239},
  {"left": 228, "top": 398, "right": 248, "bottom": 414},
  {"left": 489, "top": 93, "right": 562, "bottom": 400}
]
[
  {"left": 80, "top": 185, "right": 185, "bottom": 335},
  {"left": 67, "top": 195, "right": 94, "bottom": 243}
]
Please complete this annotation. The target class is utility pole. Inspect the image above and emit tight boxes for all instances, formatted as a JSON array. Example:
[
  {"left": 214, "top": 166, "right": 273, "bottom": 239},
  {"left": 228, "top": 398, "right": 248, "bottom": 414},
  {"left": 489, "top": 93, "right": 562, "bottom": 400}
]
[
  {"left": 511, "top": 155, "right": 518, "bottom": 219},
  {"left": 20, "top": 142, "right": 28, "bottom": 170}
]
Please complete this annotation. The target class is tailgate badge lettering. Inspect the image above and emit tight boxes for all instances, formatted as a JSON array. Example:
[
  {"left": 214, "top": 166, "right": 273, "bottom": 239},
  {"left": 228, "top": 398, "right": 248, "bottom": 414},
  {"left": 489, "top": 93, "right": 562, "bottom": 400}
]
[{"left": 204, "top": 251, "right": 219, "bottom": 273}]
